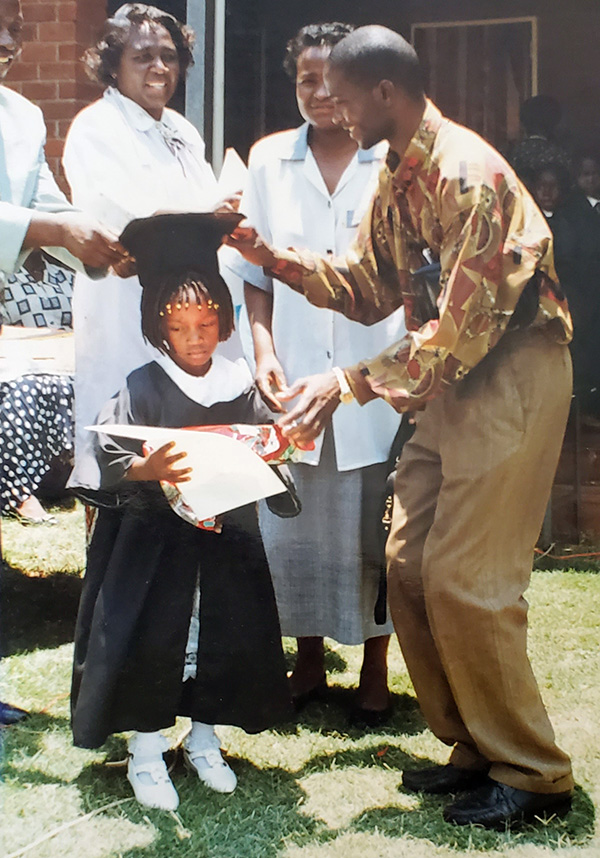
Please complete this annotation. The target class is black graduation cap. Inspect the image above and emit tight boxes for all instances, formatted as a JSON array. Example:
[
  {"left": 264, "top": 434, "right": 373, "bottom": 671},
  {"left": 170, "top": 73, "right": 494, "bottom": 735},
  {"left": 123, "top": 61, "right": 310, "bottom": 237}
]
[{"left": 120, "top": 211, "right": 244, "bottom": 291}]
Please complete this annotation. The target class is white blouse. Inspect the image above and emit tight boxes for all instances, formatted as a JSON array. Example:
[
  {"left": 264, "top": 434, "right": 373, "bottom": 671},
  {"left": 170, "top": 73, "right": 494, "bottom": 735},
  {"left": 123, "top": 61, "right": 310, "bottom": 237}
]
[
  {"left": 228, "top": 125, "right": 407, "bottom": 471},
  {"left": 63, "top": 88, "right": 222, "bottom": 489}
]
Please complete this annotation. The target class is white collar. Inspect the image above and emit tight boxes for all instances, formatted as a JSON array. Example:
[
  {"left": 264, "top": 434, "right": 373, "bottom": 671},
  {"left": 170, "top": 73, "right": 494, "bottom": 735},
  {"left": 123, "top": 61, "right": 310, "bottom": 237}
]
[
  {"left": 104, "top": 86, "right": 195, "bottom": 143},
  {"left": 279, "top": 122, "right": 387, "bottom": 164},
  {"left": 587, "top": 196, "right": 600, "bottom": 208},
  {"left": 155, "top": 352, "right": 253, "bottom": 407}
]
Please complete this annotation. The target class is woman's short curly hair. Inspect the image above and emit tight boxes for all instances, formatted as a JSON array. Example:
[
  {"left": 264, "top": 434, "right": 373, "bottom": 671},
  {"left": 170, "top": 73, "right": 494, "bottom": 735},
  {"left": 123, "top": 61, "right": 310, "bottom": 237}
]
[
  {"left": 83, "top": 3, "right": 195, "bottom": 88},
  {"left": 283, "top": 22, "right": 354, "bottom": 80}
]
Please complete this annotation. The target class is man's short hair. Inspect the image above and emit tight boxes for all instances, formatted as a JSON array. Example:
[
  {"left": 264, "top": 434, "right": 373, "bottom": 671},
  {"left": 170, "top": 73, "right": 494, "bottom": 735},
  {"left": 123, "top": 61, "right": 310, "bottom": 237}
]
[{"left": 328, "top": 25, "right": 424, "bottom": 101}]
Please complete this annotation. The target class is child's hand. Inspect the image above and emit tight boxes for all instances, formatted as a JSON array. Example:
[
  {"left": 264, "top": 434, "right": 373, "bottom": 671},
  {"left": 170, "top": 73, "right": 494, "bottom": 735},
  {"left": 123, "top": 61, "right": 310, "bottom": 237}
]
[{"left": 126, "top": 442, "right": 193, "bottom": 483}]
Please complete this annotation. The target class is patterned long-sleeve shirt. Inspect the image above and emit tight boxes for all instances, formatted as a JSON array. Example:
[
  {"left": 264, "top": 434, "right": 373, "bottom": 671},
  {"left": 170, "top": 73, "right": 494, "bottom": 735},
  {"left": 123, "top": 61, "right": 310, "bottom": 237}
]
[{"left": 266, "top": 100, "right": 572, "bottom": 411}]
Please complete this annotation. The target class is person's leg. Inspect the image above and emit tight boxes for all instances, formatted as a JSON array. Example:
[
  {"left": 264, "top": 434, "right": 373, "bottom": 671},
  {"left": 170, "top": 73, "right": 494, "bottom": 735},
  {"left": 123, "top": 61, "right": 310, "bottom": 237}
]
[
  {"left": 356, "top": 634, "right": 390, "bottom": 711},
  {"left": 423, "top": 330, "right": 573, "bottom": 796},
  {"left": 387, "top": 402, "right": 483, "bottom": 765},
  {"left": 289, "top": 636, "right": 326, "bottom": 699},
  {"left": 0, "top": 375, "right": 72, "bottom": 521},
  {"left": 15, "top": 493, "right": 56, "bottom": 525}
]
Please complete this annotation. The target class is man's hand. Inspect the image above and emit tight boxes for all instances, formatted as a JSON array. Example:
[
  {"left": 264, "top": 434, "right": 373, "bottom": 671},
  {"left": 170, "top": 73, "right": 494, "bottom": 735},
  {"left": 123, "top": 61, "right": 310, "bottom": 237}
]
[
  {"left": 126, "top": 441, "right": 192, "bottom": 483},
  {"left": 276, "top": 370, "right": 341, "bottom": 444},
  {"left": 59, "top": 213, "right": 128, "bottom": 269},
  {"left": 255, "top": 353, "right": 288, "bottom": 412},
  {"left": 213, "top": 192, "right": 243, "bottom": 213},
  {"left": 225, "top": 222, "right": 277, "bottom": 269},
  {"left": 111, "top": 253, "right": 137, "bottom": 278}
]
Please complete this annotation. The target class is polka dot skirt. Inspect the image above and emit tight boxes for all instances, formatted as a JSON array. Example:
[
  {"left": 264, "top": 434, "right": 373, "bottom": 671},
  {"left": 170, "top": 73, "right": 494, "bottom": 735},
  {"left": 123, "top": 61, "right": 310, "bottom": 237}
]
[{"left": 0, "top": 374, "right": 74, "bottom": 511}]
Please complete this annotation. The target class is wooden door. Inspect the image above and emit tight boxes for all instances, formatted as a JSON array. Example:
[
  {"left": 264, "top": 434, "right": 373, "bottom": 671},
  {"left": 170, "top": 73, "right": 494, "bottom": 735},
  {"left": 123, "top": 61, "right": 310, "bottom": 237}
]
[{"left": 412, "top": 18, "right": 536, "bottom": 150}]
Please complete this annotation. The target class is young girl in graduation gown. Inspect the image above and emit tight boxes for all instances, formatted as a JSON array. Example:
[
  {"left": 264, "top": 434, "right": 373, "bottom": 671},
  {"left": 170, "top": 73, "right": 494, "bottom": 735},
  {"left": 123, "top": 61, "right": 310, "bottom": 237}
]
[{"left": 71, "top": 215, "right": 292, "bottom": 811}]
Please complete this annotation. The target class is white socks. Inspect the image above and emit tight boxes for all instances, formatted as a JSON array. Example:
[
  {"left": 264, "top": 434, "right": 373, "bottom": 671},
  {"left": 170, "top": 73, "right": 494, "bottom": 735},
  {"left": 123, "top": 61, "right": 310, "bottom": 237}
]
[
  {"left": 186, "top": 721, "right": 218, "bottom": 749},
  {"left": 183, "top": 722, "right": 237, "bottom": 793},
  {"left": 127, "top": 724, "right": 236, "bottom": 803},
  {"left": 127, "top": 731, "right": 179, "bottom": 810}
]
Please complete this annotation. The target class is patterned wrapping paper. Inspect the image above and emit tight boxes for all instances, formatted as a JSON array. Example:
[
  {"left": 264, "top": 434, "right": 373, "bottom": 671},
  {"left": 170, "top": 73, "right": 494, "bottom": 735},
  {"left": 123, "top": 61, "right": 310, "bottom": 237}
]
[{"left": 144, "top": 423, "right": 312, "bottom": 531}]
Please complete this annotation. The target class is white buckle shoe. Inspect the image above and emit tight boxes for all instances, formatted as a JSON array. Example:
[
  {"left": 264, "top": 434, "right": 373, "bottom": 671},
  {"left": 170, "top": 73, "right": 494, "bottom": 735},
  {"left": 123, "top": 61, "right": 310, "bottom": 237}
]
[
  {"left": 183, "top": 737, "right": 237, "bottom": 793},
  {"left": 127, "top": 756, "right": 180, "bottom": 811}
]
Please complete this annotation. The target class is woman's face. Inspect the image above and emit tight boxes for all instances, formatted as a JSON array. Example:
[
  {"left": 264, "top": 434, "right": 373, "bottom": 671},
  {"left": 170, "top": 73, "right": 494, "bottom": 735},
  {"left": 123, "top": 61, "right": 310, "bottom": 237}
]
[
  {"left": 295, "top": 45, "right": 337, "bottom": 130},
  {"left": 115, "top": 22, "right": 180, "bottom": 119},
  {"left": 161, "top": 297, "right": 221, "bottom": 377}
]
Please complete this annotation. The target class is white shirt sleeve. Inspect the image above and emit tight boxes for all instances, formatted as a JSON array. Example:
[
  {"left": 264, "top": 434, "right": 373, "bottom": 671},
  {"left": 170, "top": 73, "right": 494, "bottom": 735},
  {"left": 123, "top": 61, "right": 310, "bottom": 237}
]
[{"left": 0, "top": 116, "right": 80, "bottom": 274}]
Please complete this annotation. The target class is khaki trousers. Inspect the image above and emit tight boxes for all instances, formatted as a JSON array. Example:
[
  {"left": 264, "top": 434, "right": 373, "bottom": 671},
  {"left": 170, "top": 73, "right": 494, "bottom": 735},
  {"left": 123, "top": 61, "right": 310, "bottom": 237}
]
[{"left": 386, "top": 327, "right": 574, "bottom": 794}]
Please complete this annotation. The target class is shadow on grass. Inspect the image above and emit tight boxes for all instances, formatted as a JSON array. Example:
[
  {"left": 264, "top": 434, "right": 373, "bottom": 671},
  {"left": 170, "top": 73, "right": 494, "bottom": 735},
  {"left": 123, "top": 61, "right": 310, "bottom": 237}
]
[
  {"left": 354, "top": 783, "right": 596, "bottom": 852},
  {"left": 1, "top": 561, "right": 81, "bottom": 655},
  {"left": 534, "top": 557, "right": 600, "bottom": 574},
  {"left": 2, "top": 712, "right": 73, "bottom": 787},
  {"left": 275, "top": 685, "right": 426, "bottom": 739},
  {"left": 4, "top": 712, "right": 596, "bottom": 858}
]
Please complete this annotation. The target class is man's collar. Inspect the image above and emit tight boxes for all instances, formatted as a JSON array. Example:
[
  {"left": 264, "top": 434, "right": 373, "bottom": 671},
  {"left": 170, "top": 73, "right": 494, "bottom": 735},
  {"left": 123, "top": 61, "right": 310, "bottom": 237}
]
[
  {"left": 380, "top": 99, "right": 444, "bottom": 215},
  {"left": 385, "top": 99, "right": 444, "bottom": 186},
  {"left": 279, "top": 122, "right": 385, "bottom": 163}
]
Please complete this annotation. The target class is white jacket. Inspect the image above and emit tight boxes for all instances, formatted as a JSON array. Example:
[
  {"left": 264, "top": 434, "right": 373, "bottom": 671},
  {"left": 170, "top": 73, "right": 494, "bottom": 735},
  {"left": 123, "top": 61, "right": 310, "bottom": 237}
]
[
  {"left": 0, "top": 85, "right": 80, "bottom": 279},
  {"left": 63, "top": 88, "right": 220, "bottom": 488}
]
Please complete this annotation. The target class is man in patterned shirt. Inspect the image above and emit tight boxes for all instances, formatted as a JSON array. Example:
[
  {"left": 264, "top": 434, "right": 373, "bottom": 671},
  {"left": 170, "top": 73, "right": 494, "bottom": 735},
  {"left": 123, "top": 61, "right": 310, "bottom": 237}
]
[{"left": 229, "top": 25, "right": 574, "bottom": 828}]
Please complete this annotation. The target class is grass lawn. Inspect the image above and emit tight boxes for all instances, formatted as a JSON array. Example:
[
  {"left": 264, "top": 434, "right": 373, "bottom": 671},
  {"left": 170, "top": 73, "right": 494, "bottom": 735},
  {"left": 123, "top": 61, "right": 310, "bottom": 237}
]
[{"left": 1, "top": 503, "right": 599, "bottom": 858}]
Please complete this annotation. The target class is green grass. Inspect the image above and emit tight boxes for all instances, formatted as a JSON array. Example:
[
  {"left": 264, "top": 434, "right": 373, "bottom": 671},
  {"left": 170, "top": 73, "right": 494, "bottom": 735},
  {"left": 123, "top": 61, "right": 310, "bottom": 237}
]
[{"left": 1, "top": 504, "right": 599, "bottom": 858}]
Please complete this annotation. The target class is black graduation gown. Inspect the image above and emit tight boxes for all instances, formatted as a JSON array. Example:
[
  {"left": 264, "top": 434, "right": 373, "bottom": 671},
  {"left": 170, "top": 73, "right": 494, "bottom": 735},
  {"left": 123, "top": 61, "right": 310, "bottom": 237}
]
[{"left": 71, "top": 361, "right": 292, "bottom": 749}]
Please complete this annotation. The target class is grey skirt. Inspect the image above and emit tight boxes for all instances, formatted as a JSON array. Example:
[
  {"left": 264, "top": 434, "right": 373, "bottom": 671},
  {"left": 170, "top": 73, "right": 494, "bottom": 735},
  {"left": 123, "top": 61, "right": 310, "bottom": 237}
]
[{"left": 259, "top": 429, "right": 393, "bottom": 645}]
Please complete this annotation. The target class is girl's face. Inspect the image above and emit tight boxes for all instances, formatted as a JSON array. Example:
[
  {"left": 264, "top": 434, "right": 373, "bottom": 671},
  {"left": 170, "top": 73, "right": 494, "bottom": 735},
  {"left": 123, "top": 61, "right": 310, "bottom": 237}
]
[
  {"left": 534, "top": 170, "right": 561, "bottom": 214},
  {"left": 577, "top": 158, "right": 600, "bottom": 199},
  {"left": 162, "top": 297, "right": 220, "bottom": 376},
  {"left": 115, "top": 22, "right": 180, "bottom": 120}
]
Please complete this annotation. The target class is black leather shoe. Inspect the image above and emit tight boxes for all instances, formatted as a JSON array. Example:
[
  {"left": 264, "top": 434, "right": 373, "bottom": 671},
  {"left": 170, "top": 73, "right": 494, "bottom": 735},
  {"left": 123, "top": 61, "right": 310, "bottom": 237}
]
[
  {"left": 443, "top": 780, "right": 573, "bottom": 828},
  {"left": 0, "top": 701, "right": 29, "bottom": 725},
  {"left": 402, "top": 764, "right": 490, "bottom": 795}
]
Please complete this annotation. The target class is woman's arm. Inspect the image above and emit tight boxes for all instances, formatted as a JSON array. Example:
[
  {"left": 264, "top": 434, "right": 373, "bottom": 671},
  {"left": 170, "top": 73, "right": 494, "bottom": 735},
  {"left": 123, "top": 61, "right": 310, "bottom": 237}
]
[{"left": 244, "top": 282, "right": 288, "bottom": 412}]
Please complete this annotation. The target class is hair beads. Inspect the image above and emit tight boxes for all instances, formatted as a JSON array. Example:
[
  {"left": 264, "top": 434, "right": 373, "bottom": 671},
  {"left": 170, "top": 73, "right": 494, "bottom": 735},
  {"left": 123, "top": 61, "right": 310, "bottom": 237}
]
[{"left": 160, "top": 296, "right": 220, "bottom": 316}]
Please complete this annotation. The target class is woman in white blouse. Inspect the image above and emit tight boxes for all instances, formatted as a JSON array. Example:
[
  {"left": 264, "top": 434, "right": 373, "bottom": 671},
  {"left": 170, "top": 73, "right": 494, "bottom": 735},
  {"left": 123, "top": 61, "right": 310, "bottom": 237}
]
[
  {"left": 63, "top": 3, "right": 221, "bottom": 489},
  {"left": 231, "top": 24, "right": 407, "bottom": 724}
]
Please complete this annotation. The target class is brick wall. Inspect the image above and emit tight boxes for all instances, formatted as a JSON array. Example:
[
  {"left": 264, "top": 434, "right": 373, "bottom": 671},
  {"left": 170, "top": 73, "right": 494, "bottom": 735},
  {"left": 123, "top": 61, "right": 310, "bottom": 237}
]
[{"left": 7, "top": 0, "right": 106, "bottom": 191}]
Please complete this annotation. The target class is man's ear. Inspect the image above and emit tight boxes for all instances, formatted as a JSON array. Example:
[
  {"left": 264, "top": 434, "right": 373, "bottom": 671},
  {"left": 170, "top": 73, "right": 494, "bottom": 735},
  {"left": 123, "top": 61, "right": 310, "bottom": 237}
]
[{"left": 374, "top": 79, "right": 396, "bottom": 106}]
